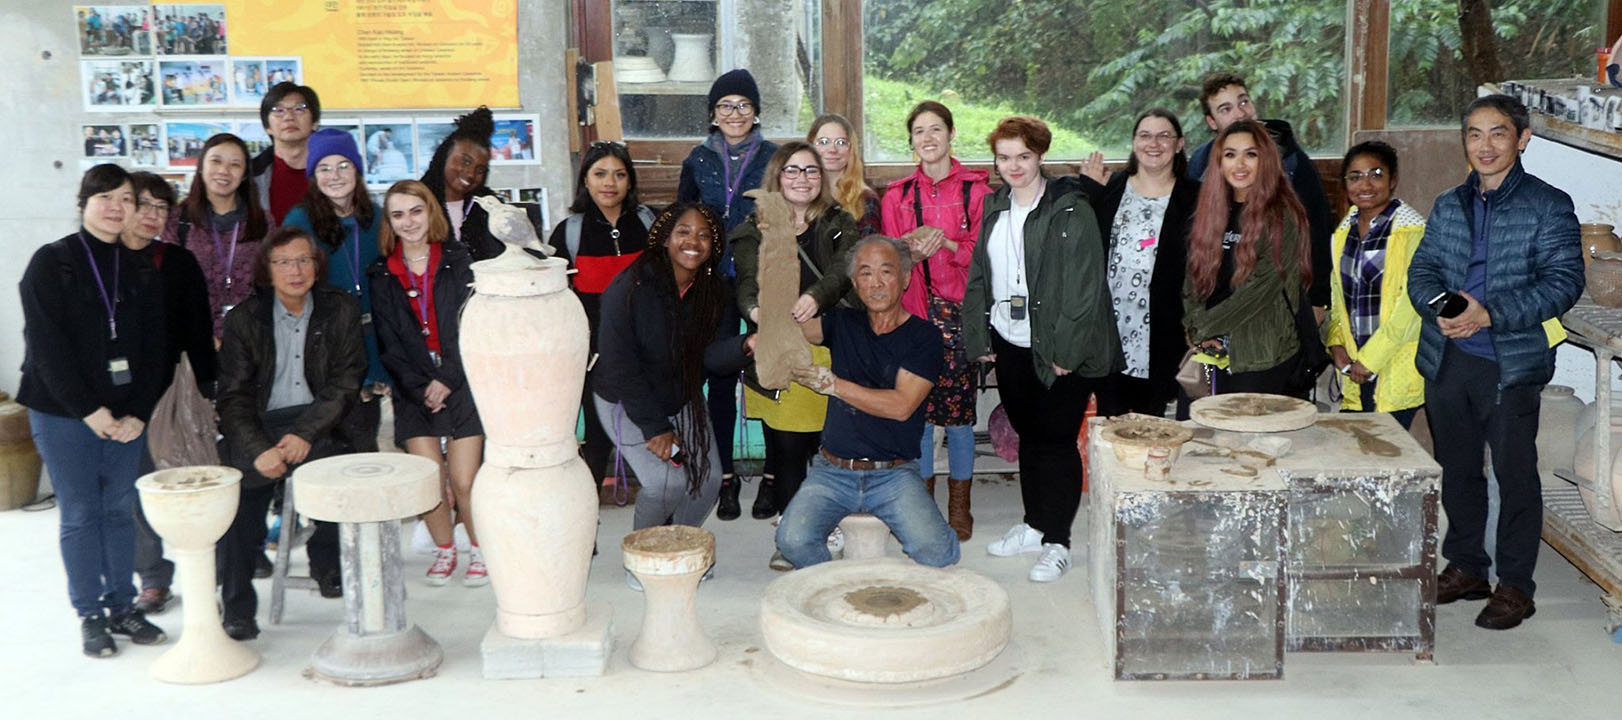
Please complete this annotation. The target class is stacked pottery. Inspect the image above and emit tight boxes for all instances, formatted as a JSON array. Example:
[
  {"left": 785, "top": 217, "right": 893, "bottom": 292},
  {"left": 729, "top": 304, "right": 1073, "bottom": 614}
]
[
  {"left": 1571, "top": 396, "right": 1622, "bottom": 530},
  {"left": 0, "top": 391, "right": 42, "bottom": 510},
  {"left": 1582, "top": 223, "right": 1621, "bottom": 268},
  {"left": 1537, "top": 385, "right": 1586, "bottom": 473},
  {"left": 463, "top": 247, "right": 598, "bottom": 639}
]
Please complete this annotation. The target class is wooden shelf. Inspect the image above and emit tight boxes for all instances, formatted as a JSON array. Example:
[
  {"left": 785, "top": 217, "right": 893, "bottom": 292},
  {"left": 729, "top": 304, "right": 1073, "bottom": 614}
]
[{"left": 1532, "top": 113, "right": 1622, "bottom": 160}]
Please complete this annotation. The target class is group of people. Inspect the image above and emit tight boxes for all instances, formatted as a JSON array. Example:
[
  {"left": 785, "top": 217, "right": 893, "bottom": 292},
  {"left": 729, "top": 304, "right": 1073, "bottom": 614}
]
[
  {"left": 77, "top": 8, "right": 150, "bottom": 55},
  {"left": 155, "top": 11, "right": 225, "bottom": 56},
  {"left": 20, "top": 67, "right": 1583, "bottom": 660}
]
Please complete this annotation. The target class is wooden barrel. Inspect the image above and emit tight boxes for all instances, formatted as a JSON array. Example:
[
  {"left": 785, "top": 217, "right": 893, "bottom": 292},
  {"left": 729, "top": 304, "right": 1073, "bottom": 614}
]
[{"left": 0, "top": 393, "right": 41, "bottom": 510}]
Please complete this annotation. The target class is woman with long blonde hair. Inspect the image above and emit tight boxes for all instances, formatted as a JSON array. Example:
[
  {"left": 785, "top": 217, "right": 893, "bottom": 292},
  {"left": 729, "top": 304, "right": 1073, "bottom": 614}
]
[{"left": 807, "top": 114, "right": 880, "bottom": 236}]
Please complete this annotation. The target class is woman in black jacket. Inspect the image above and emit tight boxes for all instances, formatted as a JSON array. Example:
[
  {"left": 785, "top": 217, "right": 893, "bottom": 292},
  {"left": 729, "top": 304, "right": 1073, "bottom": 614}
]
[
  {"left": 419, "top": 106, "right": 544, "bottom": 262},
  {"left": 216, "top": 226, "right": 365, "bottom": 639},
  {"left": 18, "top": 163, "right": 169, "bottom": 657},
  {"left": 1077, "top": 108, "right": 1200, "bottom": 417},
  {"left": 368, "top": 180, "right": 485, "bottom": 588}
]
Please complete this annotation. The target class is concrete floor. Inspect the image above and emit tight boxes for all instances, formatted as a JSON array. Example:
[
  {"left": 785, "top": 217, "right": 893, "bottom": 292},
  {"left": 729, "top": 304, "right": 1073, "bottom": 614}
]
[{"left": 2, "top": 474, "right": 1619, "bottom": 720}]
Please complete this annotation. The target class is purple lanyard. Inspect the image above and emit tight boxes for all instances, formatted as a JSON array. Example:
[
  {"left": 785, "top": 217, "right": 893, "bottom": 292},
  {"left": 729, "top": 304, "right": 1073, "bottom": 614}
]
[
  {"left": 76, "top": 231, "right": 121, "bottom": 339},
  {"left": 210, "top": 221, "right": 240, "bottom": 291},
  {"left": 346, "top": 223, "right": 361, "bottom": 295},
  {"left": 407, "top": 263, "right": 431, "bottom": 335},
  {"left": 719, "top": 138, "right": 759, "bottom": 220}
]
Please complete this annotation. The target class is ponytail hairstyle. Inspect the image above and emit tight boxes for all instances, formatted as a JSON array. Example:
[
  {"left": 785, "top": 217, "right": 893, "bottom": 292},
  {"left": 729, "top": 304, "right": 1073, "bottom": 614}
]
[
  {"left": 420, "top": 106, "right": 494, "bottom": 204},
  {"left": 1187, "top": 119, "right": 1311, "bottom": 301}
]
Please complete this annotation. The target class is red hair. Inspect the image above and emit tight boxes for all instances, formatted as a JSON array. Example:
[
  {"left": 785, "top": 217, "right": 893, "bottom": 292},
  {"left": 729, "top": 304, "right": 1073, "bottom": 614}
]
[{"left": 1187, "top": 120, "right": 1311, "bottom": 300}]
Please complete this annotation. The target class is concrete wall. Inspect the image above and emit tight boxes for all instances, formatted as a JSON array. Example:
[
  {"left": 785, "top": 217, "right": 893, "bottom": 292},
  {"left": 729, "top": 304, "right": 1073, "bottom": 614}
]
[{"left": 0, "top": 0, "right": 575, "bottom": 396}]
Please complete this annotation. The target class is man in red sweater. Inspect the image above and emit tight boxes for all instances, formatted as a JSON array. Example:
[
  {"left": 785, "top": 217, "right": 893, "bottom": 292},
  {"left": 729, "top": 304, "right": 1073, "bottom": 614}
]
[{"left": 251, "top": 81, "right": 321, "bottom": 224}]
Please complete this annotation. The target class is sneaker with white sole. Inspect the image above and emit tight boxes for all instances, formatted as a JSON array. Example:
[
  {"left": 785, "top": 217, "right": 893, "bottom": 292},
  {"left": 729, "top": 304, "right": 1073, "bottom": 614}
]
[
  {"left": 826, "top": 527, "right": 845, "bottom": 556},
  {"left": 464, "top": 546, "right": 489, "bottom": 587},
  {"left": 769, "top": 550, "right": 794, "bottom": 571},
  {"left": 426, "top": 546, "right": 456, "bottom": 586},
  {"left": 987, "top": 523, "right": 1044, "bottom": 557},
  {"left": 1028, "top": 543, "right": 1071, "bottom": 582}
]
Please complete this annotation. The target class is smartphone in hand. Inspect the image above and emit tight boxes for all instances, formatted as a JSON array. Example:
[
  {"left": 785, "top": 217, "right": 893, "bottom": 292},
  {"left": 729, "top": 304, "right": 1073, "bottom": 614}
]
[
  {"left": 668, "top": 443, "right": 687, "bottom": 467},
  {"left": 1427, "top": 291, "right": 1468, "bottom": 319}
]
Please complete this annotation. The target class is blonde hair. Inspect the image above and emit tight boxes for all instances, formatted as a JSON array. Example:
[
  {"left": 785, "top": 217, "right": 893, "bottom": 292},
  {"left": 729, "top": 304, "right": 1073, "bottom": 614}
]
[
  {"left": 377, "top": 180, "right": 450, "bottom": 257},
  {"left": 807, "top": 114, "right": 872, "bottom": 221}
]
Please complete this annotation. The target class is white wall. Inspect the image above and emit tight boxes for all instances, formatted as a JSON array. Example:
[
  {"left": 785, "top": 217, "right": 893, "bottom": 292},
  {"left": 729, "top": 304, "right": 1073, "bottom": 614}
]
[{"left": 0, "top": 0, "right": 575, "bottom": 396}]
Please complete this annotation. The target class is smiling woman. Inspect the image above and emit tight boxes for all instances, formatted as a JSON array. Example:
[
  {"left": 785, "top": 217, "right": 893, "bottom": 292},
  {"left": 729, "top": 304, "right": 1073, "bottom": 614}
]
[{"left": 164, "top": 133, "right": 273, "bottom": 340}]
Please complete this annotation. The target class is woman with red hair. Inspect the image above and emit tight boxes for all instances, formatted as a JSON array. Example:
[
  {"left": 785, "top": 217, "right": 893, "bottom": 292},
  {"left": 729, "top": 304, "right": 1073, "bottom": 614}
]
[{"left": 1183, "top": 119, "right": 1313, "bottom": 399}]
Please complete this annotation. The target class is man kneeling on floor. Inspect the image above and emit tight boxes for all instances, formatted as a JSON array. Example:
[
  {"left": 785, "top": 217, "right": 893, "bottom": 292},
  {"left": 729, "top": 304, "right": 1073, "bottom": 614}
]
[{"left": 775, "top": 235, "right": 961, "bottom": 568}]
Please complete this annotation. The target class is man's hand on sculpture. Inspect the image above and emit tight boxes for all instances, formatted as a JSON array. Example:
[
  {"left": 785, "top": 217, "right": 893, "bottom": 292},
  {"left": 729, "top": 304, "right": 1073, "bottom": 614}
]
[
  {"left": 791, "top": 364, "right": 839, "bottom": 397},
  {"left": 473, "top": 195, "right": 553, "bottom": 256}
]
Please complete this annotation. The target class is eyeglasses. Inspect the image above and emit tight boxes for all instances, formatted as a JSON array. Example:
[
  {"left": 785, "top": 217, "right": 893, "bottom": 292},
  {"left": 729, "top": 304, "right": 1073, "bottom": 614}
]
[
  {"left": 135, "top": 201, "right": 169, "bottom": 216},
  {"left": 270, "top": 256, "right": 316, "bottom": 270},
  {"left": 1343, "top": 167, "right": 1388, "bottom": 183},
  {"left": 780, "top": 165, "right": 822, "bottom": 179},
  {"left": 1135, "top": 131, "right": 1177, "bottom": 144},
  {"left": 814, "top": 137, "right": 850, "bottom": 148},
  {"left": 314, "top": 161, "right": 355, "bottom": 175},
  {"left": 269, "top": 103, "right": 310, "bottom": 119},
  {"left": 714, "top": 101, "right": 755, "bottom": 117}
]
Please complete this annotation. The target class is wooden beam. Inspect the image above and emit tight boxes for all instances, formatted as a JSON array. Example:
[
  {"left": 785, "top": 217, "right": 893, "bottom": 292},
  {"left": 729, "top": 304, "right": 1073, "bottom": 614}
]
[
  {"left": 822, "top": 0, "right": 865, "bottom": 144},
  {"left": 1347, "top": 0, "right": 1390, "bottom": 135}
]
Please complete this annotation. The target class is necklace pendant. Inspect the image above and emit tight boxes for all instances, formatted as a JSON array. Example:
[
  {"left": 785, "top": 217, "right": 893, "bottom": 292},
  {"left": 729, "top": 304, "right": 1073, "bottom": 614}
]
[{"left": 406, "top": 288, "right": 420, "bottom": 299}]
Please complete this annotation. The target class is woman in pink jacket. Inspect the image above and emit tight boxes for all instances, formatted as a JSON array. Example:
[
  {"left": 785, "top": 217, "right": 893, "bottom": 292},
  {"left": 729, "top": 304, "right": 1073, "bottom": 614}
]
[{"left": 880, "top": 101, "right": 992, "bottom": 541}]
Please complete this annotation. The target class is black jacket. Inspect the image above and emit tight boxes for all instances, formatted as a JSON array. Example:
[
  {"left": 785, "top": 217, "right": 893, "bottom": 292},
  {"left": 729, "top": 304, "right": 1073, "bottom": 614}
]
[
  {"left": 216, "top": 284, "right": 365, "bottom": 463},
  {"left": 444, "top": 187, "right": 547, "bottom": 263},
  {"left": 594, "top": 262, "right": 742, "bottom": 437},
  {"left": 17, "top": 232, "right": 167, "bottom": 421},
  {"left": 366, "top": 242, "right": 474, "bottom": 407},
  {"left": 1078, "top": 172, "right": 1200, "bottom": 402},
  {"left": 135, "top": 240, "right": 218, "bottom": 397}
]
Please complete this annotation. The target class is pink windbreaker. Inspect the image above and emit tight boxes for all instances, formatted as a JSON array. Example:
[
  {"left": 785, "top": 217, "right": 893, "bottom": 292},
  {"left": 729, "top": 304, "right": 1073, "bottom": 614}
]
[{"left": 880, "top": 158, "right": 993, "bottom": 316}]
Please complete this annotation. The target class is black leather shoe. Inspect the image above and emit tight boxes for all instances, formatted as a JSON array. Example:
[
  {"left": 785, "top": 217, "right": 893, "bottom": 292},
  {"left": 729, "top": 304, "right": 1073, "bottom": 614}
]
[
  {"left": 223, "top": 617, "right": 260, "bottom": 641},
  {"left": 316, "top": 570, "right": 343, "bottom": 599},
  {"left": 253, "top": 553, "right": 274, "bottom": 579},
  {"left": 1436, "top": 567, "right": 1492, "bottom": 604},
  {"left": 717, "top": 476, "right": 741, "bottom": 521},
  {"left": 1475, "top": 585, "right": 1536, "bottom": 630},
  {"left": 751, "top": 476, "right": 776, "bottom": 520}
]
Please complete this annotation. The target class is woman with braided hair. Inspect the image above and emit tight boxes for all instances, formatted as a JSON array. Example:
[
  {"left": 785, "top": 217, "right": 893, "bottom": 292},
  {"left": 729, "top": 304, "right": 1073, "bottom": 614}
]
[
  {"left": 419, "top": 106, "right": 544, "bottom": 262},
  {"left": 593, "top": 202, "right": 752, "bottom": 537}
]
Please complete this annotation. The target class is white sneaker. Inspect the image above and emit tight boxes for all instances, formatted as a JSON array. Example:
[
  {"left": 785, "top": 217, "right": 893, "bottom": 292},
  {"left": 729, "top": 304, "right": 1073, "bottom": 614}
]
[
  {"left": 987, "top": 523, "right": 1044, "bottom": 557},
  {"left": 426, "top": 546, "right": 456, "bottom": 586},
  {"left": 1028, "top": 544, "right": 1071, "bottom": 582},
  {"left": 826, "top": 527, "right": 846, "bottom": 556}
]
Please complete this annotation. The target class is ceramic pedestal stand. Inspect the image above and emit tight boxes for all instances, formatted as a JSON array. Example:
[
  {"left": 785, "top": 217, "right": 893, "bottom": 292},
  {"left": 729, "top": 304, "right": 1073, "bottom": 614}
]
[
  {"left": 292, "top": 453, "right": 443, "bottom": 686},
  {"left": 839, "top": 514, "right": 890, "bottom": 560},
  {"left": 136, "top": 466, "right": 258, "bottom": 684},
  {"left": 622, "top": 526, "right": 717, "bottom": 671}
]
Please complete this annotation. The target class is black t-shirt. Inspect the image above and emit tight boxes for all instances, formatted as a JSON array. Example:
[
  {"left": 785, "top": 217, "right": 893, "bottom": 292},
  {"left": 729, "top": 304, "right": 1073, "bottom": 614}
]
[
  {"left": 1209, "top": 200, "right": 1244, "bottom": 309},
  {"left": 819, "top": 308, "right": 943, "bottom": 461}
]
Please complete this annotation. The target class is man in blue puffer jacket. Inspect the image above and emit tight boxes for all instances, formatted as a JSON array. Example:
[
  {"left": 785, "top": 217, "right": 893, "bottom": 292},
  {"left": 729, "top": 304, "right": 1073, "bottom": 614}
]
[{"left": 1407, "top": 94, "right": 1583, "bottom": 631}]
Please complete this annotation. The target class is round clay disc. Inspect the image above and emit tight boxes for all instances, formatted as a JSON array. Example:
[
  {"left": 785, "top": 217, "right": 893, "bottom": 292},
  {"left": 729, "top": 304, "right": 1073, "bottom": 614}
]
[{"left": 1189, "top": 393, "right": 1318, "bottom": 432}]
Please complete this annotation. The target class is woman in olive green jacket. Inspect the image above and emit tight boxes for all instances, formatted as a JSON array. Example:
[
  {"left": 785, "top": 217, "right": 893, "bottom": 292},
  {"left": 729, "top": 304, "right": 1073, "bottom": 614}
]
[
  {"left": 963, "top": 117, "right": 1120, "bottom": 583},
  {"left": 1183, "top": 119, "right": 1312, "bottom": 398}
]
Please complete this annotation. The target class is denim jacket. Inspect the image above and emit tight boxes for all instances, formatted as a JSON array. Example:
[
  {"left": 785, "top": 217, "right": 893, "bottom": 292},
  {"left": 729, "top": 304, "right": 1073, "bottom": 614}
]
[{"left": 677, "top": 130, "right": 779, "bottom": 275}]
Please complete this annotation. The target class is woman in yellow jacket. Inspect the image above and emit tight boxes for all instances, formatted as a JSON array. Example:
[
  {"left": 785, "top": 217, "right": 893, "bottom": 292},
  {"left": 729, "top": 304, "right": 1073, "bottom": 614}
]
[{"left": 1325, "top": 141, "right": 1425, "bottom": 427}]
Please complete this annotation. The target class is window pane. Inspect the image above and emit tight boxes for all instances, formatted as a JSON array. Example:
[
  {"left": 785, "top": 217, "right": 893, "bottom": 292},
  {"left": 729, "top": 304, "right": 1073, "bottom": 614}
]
[
  {"left": 863, "top": 0, "right": 1347, "bottom": 161},
  {"left": 612, "top": 0, "right": 822, "bottom": 139},
  {"left": 1388, "top": 0, "right": 1606, "bottom": 127}
]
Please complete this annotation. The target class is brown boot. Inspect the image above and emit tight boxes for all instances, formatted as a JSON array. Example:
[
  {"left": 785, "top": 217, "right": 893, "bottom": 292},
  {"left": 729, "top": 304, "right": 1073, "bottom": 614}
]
[
  {"left": 947, "top": 478, "right": 973, "bottom": 541},
  {"left": 925, "top": 476, "right": 936, "bottom": 497}
]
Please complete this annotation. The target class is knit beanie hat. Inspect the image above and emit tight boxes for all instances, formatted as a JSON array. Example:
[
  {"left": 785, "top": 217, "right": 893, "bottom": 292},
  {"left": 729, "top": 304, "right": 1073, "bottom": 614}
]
[
  {"left": 707, "top": 69, "right": 762, "bottom": 115},
  {"left": 305, "top": 128, "right": 363, "bottom": 178}
]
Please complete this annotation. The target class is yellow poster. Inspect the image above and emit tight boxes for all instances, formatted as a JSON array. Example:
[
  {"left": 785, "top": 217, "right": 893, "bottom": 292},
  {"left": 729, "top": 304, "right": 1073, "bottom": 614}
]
[{"left": 201, "top": 0, "right": 518, "bottom": 109}]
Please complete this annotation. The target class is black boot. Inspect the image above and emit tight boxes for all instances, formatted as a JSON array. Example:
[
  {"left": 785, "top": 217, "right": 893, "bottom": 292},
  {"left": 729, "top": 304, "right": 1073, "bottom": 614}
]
[
  {"left": 752, "top": 475, "right": 777, "bottom": 519},
  {"left": 716, "top": 475, "right": 741, "bottom": 521}
]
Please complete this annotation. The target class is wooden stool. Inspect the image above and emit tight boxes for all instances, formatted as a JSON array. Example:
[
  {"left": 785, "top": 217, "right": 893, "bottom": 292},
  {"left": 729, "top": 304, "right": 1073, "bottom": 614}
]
[
  {"left": 622, "top": 526, "right": 716, "bottom": 672},
  {"left": 136, "top": 466, "right": 259, "bottom": 684},
  {"left": 268, "top": 480, "right": 317, "bottom": 625},
  {"left": 292, "top": 453, "right": 443, "bottom": 686},
  {"left": 838, "top": 513, "right": 890, "bottom": 560}
]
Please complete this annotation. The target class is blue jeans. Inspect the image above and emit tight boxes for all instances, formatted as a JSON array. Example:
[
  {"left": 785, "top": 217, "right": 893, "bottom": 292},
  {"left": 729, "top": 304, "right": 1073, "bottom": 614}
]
[
  {"left": 31, "top": 410, "right": 147, "bottom": 617},
  {"left": 776, "top": 455, "right": 960, "bottom": 568},
  {"left": 918, "top": 423, "right": 976, "bottom": 480}
]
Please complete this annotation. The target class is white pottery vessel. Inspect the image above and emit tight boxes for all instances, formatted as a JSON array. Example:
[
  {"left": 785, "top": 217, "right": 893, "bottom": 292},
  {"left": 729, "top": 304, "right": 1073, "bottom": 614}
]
[
  {"left": 667, "top": 33, "right": 715, "bottom": 83},
  {"left": 1536, "top": 385, "right": 1585, "bottom": 473}
]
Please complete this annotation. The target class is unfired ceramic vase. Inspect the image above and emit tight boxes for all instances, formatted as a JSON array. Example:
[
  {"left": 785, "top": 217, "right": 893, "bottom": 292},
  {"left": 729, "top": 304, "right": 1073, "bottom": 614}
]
[
  {"left": 1537, "top": 385, "right": 1586, "bottom": 473},
  {"left": 1571, "top": 400, "right": 1622, "bottom": 530},
  {"left": 0, "top": 391, "right": 41, "bottom": 511},
  {"left": 667, "top": 33, "right": 715, "bottom": 82},
  {"left": 463, "top": 249, "right": 598, "bottom": 639}
]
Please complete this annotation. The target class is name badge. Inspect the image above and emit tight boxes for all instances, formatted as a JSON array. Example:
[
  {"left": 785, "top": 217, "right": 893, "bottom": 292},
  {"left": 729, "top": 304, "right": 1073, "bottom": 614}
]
[{"left": 108, "top": 357, "right": 132, "bottom": 386}]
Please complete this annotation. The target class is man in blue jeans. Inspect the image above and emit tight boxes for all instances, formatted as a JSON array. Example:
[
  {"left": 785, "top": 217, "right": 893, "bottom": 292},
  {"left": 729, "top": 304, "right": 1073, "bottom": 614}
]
[
  {"left": 1407, "top": 94, "right": 1583, "bottom": 630},
  {"left": 776, "top": 235, "right": 959, "bottom": 568}
]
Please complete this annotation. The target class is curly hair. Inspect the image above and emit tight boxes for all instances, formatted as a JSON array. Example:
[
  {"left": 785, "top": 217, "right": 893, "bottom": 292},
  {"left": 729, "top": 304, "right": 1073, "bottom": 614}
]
[{"left": 420, "top": 106, "right": 494, "bottom": 204}]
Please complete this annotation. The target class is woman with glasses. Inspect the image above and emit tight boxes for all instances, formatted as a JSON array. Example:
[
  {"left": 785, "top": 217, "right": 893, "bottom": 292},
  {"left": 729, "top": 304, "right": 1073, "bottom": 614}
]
[
  {"left": 808, "top": 114, "right": 881, "bottom": 237},
  {"left": 879, "top": 101, "right": 992, "bottom": 541},
  {"left": 420, "top": 106, "right": 544, "bottom": 263},
  {"left": 1184, "top": 119, "right": 1314, "bottom": 399},
  {"left": 368, "top": 181, "right": 486, "bottom": 586},
  {"left": 548, "top": 141, "right": 656, "bottom": 489},
  {"left": 1076, "top": 108, "right": 1200, "bottom": 417},
  {"left": 729, "top": 143, "right": 858, "bottom": 560},
  {"left": 163, "top": 133, "right": 273, "bottom": 341},
  {"left": 1325, "top": 141, "right": 1424, "bottom": 428},
  {"left": 677, "top": 69, "right": 778, "bottom": 506},
  {"left": 18, "top": 164, "right": 170, "bottom": 656}
]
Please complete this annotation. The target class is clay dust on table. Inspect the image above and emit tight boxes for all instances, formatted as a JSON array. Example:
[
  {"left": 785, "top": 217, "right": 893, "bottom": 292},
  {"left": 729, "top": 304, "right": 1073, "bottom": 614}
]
[
  {"left": 1318, "top": 419, "right": 1401, "bottom": 457},
  {"left": 843, "top": 586, "right": 928, "bottom": 618},
  {"left": 1199, "top": 395, "right": 1310, "bottom": 419}
]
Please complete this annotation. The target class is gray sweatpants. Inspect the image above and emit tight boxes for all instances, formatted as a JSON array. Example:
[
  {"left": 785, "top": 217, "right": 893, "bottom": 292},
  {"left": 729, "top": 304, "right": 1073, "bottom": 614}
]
[{"left": 594, "top": 394, "right": 721, "bottom": 530}]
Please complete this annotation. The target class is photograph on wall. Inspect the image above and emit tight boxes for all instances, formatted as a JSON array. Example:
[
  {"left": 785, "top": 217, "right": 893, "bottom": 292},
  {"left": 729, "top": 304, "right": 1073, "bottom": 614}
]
[
  {"left": 321, "top": 118, "right": 366, "bottom": 158},
  {"left": 414, "top": 118, "right": 456, "bottom": 166},
  {"left": 517, "top": 187, "right": 549, "bottom": 229},
  {"left": 75, "top": 6, "right": 152, "bottom": 56},
  {"left": 81, "top": 125, "right": 127, "bottom": 159},
  {"left": 153, "top": 4, "right": 227, "bottom": 55},
  {"left": 490, "top": 115, "right": 538, "bottom": 165},
  {"left": 363, "top": 120, "right": 416, "bottom": 187},
  {"left": 490, "top": 187, "right": 516, "bottom": 203},
  {"left": 128, "top": 124, "right": 163, "bottom": 166},
  {"left": 228, "top": 58, "right": 268, "bottom": 107},
  {"left": 233, "top": 120, "right": 272, "bottom": 157},
  {"left": 82, "top": 59, "right": 156, "bottom": 111},
  {"left": 164, "top": 120, "right": 230, "bottom": 167},
  {"left": 264, "top": 58, "right": 302, "bottom": 86},
  {"left": 158, "top": 58, "right": 229, "bottom": 107},
  {"left": 158, "top": 172, "right": 192, "bottom": 200}
]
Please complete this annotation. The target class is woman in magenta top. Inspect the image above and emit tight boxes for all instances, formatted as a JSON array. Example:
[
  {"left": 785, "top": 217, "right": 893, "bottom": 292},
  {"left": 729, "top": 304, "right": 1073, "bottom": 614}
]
[
  {"left": 162, "top": 133, "right": 273, "bottom": 340},
  {"left": 879, "top": 100, "right": 992, "bottom": 541}
]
